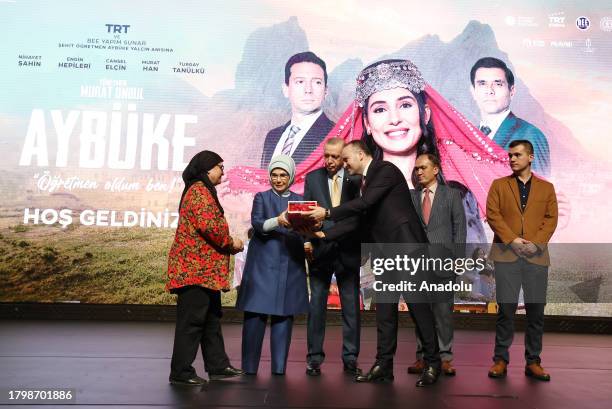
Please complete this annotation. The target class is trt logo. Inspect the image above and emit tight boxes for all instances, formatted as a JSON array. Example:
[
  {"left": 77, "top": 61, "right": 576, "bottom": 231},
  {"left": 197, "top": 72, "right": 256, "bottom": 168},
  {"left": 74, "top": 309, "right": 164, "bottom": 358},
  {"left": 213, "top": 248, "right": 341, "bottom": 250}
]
[
  {"left": 548, "top": 11, "right": 565, "bottom": 27},
  {"left": 549, "top": 16, "right": 565, "bottom": 25},
  {"left": 105, "top": 24, "right": 130, "bottom": 34}
]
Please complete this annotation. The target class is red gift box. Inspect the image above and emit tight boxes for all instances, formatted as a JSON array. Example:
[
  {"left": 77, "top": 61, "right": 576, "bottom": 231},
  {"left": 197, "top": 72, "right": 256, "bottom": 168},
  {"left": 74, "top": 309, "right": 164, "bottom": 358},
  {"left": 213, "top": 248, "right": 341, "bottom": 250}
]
[{"left": 287, "top": 201, "right": 317, "bottom": 229}]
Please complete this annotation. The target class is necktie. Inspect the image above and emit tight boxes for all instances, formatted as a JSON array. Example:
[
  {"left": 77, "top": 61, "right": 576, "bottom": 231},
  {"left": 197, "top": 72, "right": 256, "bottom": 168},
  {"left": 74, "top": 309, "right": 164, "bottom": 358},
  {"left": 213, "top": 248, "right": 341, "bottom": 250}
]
[
  {"left": 331, "top": 174, "right": 341, "bottom": 207},
  {"left": 422, "top": 188, "right": 431, "bottom": 225},
  {"left": 360, "top": 176, "right": 366, "bottom": 197},
  {"left": 480, "top": 125, "right": 492, "bottom": 136},
  {"left": 282, "top": 125, "right": 300, "bottom": 156}
]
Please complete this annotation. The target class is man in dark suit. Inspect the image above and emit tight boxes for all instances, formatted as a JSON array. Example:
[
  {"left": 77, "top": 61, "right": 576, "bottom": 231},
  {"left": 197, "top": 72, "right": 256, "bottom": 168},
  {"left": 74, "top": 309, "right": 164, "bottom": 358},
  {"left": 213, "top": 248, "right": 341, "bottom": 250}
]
[
  {"left": 260, "top": 51, "right": 334, "bottom": 168},
  {"left": 486, "top": 140, "right": 558, "bottom": 381},
  {"left": 470, "top": 57, "right": 550, "bottom": 176},
  {"left": 306, "top": 141, "right": 441, "bottom": 387},
  {"left": 408, "top": 153, "right": 466, "bottom": 377},
  {"left": 302, "top": 137, "right": 362, "bottom": 377}
]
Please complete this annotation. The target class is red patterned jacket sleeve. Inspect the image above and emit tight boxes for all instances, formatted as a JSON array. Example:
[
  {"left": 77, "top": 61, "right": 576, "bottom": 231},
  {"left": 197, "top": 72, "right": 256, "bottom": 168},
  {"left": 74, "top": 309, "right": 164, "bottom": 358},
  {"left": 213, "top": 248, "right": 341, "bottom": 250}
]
[
  {"left": 185, "top": 184, "right": 233, "bottom": 252},
  {"left": 166, "top": 182, "right": 233, "bottom": 292}
]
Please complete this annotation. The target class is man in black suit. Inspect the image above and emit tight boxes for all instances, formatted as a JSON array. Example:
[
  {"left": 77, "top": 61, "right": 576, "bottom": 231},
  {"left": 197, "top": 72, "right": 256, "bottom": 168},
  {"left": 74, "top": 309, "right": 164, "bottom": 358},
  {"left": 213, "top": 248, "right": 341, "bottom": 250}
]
[
  {"left": 303, "top": 137, "right": 362, "bottom": 377},
  {"left": 260, "top": 51, "right": 334, "bottom": 168},
  {"left": 306, "top": 141, "right": 441, "bottom": 387},
  {"left": 409, "top": 153, "right": 466, "bottom": 377}
]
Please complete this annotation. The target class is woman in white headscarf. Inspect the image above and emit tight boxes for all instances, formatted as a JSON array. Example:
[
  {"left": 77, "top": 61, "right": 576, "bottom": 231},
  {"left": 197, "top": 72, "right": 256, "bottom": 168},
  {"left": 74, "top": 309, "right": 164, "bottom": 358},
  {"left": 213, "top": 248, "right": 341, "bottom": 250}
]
[{"left": 236, "top": 155, "right": 309, "bottom": 375}]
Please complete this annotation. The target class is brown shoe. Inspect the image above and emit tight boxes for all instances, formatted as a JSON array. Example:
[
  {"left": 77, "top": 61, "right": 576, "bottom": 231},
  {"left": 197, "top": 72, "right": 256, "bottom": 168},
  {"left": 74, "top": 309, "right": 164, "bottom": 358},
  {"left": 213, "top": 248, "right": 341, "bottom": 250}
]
[
  {"left": 407, "top": 359, "right": 425, "bottom": 374},
  {"left": 488, "top": 360, "right": 507, "bottom": 378},
  {"left": 442, "top": 360, "right": 456, "bottom": 376},
  {"left": 525, "top": 363, "right": 551, "bottom": 381}
]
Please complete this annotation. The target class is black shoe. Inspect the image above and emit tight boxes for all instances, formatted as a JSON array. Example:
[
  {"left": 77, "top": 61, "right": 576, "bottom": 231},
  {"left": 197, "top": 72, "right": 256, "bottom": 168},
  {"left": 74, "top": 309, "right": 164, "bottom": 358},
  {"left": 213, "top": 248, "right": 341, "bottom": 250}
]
[
  {"left": 355, "top": 364, "right": 394, "bottom": 383},
  {"left": 343, "top": 362, "right": 362, "bottom": 376},
  {"left": 208, "top": 366, "right": 244, "bottom": 380},
  {"left": 169, "top": 375, "right": 207, "bottom": 386},
  {"left": 415, "top": 366, "right": 440, "bottom": 387},
  {"left": 306, "top": 362, "right": 321, "bottom": 376}
]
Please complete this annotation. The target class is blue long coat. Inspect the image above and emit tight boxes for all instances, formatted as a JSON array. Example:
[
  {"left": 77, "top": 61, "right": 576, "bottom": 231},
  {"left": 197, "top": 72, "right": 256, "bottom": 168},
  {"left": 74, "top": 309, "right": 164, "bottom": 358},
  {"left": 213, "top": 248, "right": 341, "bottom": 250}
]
[{"left": 236, "top": 189, "right": 309, "bottom": 316}]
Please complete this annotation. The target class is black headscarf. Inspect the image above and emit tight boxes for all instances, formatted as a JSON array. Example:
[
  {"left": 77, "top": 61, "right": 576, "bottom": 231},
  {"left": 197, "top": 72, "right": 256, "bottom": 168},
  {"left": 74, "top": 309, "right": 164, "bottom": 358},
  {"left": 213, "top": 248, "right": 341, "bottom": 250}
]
[{"left": 179, "top": 150, "right": 224, "bottom": 213}]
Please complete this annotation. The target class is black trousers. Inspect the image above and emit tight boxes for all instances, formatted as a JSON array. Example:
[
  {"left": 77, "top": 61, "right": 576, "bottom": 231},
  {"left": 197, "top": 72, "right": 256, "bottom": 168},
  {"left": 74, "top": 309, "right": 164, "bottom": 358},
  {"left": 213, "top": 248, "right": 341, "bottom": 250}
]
[
  {"left": 375, "top": 298, "right": 440, "bottom": 372},
  {"left": 493, "top": 259, "right": 548, "bottom": 364},
  {"left": 170, "top": 286, "right": 230, "bottom": 379},
  {"left": 306, "top": 269, "right": 361, "bottom": 366}
]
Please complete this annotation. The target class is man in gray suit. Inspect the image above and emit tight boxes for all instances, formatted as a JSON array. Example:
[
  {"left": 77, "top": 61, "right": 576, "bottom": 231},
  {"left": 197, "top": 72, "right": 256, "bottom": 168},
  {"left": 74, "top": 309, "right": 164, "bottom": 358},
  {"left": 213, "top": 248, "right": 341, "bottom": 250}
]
[{"left": 409, "top": 153, "right": 466, "bottom": 376}]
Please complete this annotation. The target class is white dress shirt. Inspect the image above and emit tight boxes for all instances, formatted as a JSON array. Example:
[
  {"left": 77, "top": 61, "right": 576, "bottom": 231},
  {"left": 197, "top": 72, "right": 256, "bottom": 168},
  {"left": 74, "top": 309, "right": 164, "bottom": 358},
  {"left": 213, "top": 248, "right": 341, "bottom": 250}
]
[
  {"left": 271, "top": 109, "right": 323, "bottom": 158},
  {"left": 360, "top": 159, "right": 373, "bottom": 196},
  {"left": 480, "top": 109, "right": 511, "bottom": 140},
  {"left": 327, "top": 168, "right": 345, "bottom": 197}
]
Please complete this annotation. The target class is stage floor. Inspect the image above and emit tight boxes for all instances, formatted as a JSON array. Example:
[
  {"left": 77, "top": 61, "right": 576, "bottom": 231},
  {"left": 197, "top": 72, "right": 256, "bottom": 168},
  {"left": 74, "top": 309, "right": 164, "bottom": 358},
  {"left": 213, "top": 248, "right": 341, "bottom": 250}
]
[{"left": 1, "top": 320, "right": 611, "bottom": 408}]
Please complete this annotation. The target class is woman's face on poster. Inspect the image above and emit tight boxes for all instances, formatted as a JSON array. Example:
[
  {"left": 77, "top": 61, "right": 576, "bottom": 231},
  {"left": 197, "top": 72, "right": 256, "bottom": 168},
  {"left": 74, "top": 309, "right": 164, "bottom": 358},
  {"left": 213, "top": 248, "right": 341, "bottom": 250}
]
[
  {"left": 364, "top": 87, "right": 430, "bottom": 156},
  {"left": 475, "top": 248, "right": 486, "bottom": 260}
]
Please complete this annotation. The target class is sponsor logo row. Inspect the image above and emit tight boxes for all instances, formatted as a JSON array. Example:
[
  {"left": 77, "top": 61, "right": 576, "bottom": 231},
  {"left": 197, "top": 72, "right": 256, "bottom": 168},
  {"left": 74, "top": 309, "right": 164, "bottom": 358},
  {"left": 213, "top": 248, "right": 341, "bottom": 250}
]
[
  {"left": 522, "top": 38, "right": 596, "bottom": 53},
  {"left": 505, "top": 13, "right": 612, "bottom": 32}
]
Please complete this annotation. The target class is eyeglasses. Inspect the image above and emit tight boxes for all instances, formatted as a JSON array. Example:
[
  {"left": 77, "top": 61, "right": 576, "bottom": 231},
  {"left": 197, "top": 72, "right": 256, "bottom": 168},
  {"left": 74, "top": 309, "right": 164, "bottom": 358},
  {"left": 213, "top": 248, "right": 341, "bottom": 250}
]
[
  {"left": 216, "top": 164, "right": 224, "bottom": 171},
  {"left": 270, "top": 173, "right": 290, "bottom": 180}
]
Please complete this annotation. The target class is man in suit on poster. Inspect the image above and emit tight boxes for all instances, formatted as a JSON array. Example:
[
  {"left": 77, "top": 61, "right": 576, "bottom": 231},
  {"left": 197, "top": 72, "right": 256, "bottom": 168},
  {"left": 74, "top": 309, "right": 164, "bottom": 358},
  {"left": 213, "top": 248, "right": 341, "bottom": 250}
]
[
  {"left": 408, "top": 153, "right": 466, "bottom": 377},
  {"left": 486, "top": 140, "right": 558, "bottom": 381},
  {"left": 260, "top": 51, "right": 334, "bottom": 168},
  {"left": 306, "top": 141, "right": 442, "bottom": 387},
  {"left": 470, "top": 57, "right": 550, "bottom": 176},
  {"left": 302, "top": 137, "right": 362, "bottom": 377}
]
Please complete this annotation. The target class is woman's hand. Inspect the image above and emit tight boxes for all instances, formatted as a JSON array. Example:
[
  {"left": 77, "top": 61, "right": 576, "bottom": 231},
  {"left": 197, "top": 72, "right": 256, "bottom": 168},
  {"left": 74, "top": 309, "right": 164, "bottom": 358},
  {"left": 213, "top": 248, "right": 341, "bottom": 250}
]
[
  {"left": 230, "top": 236, "right": 244, "bottom": 254},
  {"left": 277, "top": 210, "right": 292, "bottom": 228}
]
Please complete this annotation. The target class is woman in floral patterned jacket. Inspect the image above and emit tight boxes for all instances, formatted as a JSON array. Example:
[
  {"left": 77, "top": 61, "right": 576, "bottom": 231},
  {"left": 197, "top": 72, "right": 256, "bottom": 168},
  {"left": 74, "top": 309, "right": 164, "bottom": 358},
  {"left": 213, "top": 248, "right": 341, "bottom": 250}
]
[{"left": 166, "top": 150, "right": 244, "bottom": 386}]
